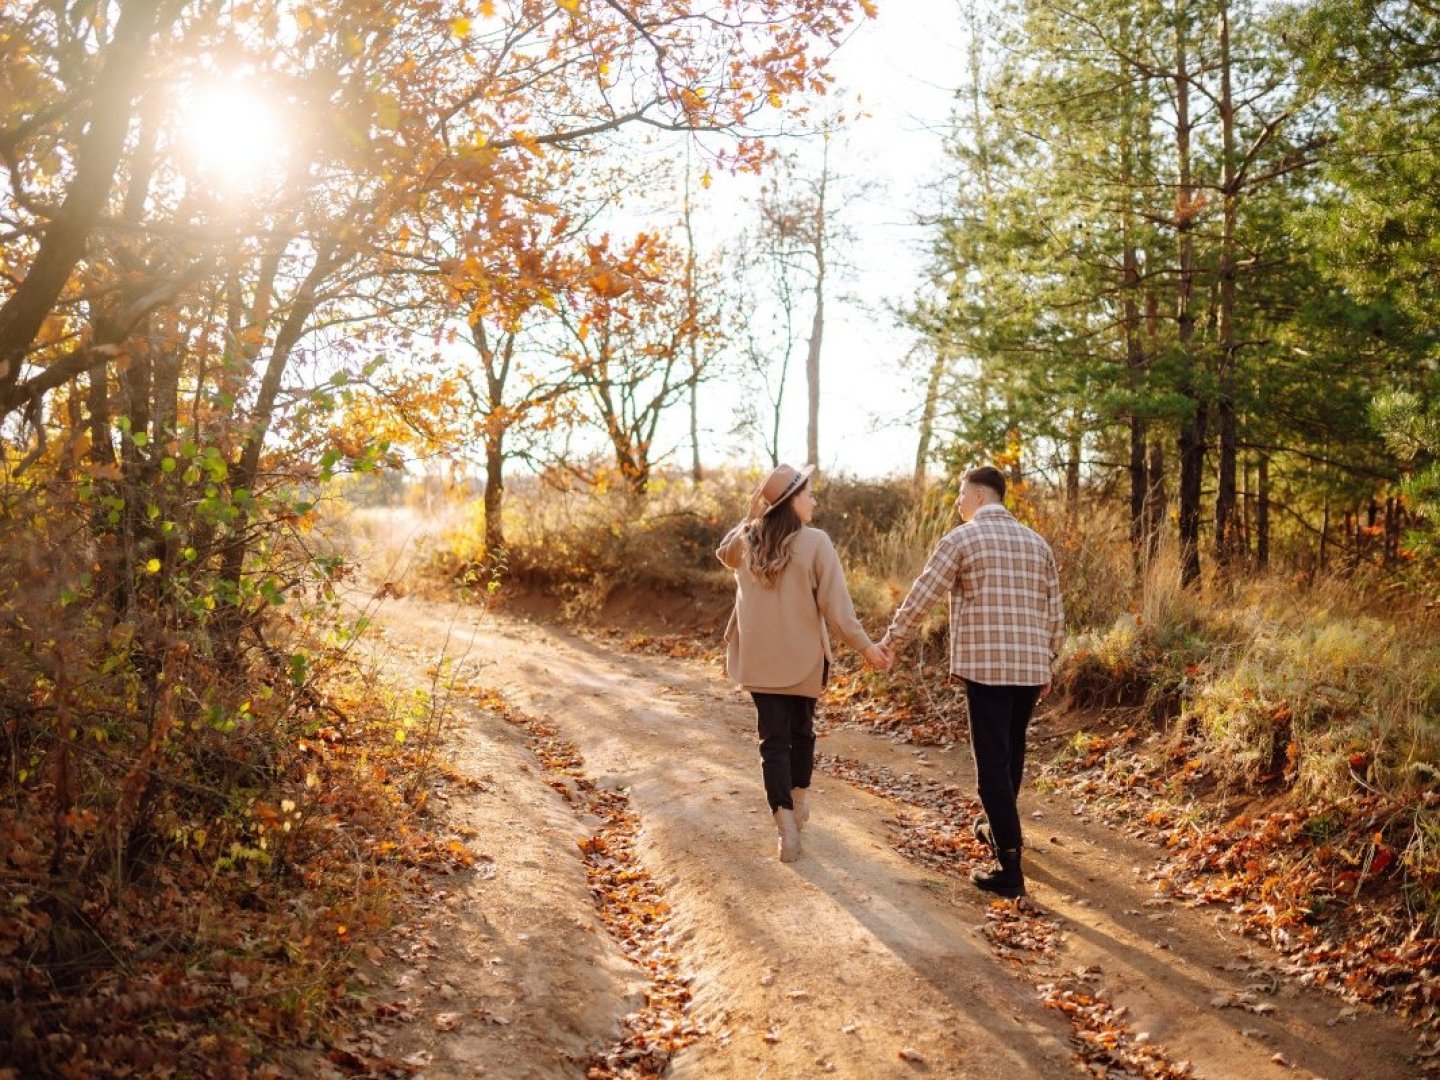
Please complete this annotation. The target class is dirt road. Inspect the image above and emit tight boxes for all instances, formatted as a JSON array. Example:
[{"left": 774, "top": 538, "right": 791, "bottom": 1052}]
[{"left": 340, "top": 590, "right": 1420, "bottom": 1079}]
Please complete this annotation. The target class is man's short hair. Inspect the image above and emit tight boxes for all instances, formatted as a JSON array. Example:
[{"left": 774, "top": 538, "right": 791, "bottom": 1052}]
[{"left": 962, "top": 465, "right": 1006, "bottom": 501}]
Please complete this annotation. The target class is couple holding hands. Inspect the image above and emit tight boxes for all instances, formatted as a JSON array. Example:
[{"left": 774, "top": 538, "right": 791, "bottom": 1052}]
[{"left": 718, "top": 463, "right": 1065, "bottom": 899}]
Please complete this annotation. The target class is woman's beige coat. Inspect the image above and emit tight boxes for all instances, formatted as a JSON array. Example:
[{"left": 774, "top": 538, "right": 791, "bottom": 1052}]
[{"left": 717, "top": 523, "right": 875, "bottom": 697}]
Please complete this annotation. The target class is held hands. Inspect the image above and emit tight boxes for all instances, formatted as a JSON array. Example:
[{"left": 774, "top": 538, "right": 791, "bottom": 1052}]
[{"left": 863, "top": 642, "right": 894, "bottom": 673}]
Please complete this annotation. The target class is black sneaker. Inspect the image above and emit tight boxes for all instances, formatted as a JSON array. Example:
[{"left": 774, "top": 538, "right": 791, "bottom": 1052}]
[{"left": 971, "top": 850, "right": 1025, "bottom": 898}]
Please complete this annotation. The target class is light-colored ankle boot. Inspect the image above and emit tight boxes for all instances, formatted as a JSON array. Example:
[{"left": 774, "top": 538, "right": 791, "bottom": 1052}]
[
  {"left": 773, "top": 808, "right": 802, "bottom": 863},
  {"left": 791, "top": 788, "right": 810, "bottom": 830}
]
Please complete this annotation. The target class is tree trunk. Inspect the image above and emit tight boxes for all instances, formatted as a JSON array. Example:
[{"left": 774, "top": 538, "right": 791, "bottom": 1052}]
[
  {"left": 683, "top": 148, "right": 703, "bottom": 484},
  {"left": 1384, "top": 495, "right": 1397, "bottom": 565},
  {"left": 1065, "top": 421, "right": 1082, "bottom": 522},
  {"left": 483, "top": 430, "right": 505, "bottom": 556},
  {"left": 1319, "top": 498, "right": 1330, "bottom": 574},
  {"left": 1118, "top": 6, "right": 1149, "bottom": 574},
  {"left": 1256, "top": 453, "right": 1270, "bottom": 568},
  {"left": 1213, "top": 0, "right": 1241, "bottom": 570},
  {"left": 118, "top": 336, "right": 154, "bottom": 616},
  {"left": 472, "top": 323, "right": 515, "bottom": 558},
  {"left": 217, "top": 244, "right": 346, "bottom": 660},
  {"left": 805, "top": 139, "right": 830, "bottom": 468},
  {"left": 768, "top": 388, "right": 783, "bottom": 469},
  {"left": 1146, "top": 438, "right": 1166, "bottom": 563},
  {"left": 914, "top": 348, "right": 946, "bottom": 486},
  {"left": 0, "top": 0, "right": 164, "bottom": 407},
  {"left": 1173, "top": 1, "right": 1205, "bottom": 588},
  {"left": 88, "top": 364, "right": 114, "bottom": 468},
  {"left": 804, "top": 273, "right": 823, "bottom": 468}
]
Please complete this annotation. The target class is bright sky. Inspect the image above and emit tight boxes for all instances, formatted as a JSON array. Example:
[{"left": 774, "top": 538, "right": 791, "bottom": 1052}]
[{"left": 691, "top": 1, "right": 969, "bottom": 480}]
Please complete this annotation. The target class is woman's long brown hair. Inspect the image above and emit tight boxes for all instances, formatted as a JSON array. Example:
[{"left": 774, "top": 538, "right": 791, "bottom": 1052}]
[{"left": 743, "top": 488, "right": 805, "bottom": 585}]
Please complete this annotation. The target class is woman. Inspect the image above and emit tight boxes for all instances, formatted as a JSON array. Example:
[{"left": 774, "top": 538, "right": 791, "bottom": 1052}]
[{"left": 717, "top": 464, "right": 890, "bottom": 863}]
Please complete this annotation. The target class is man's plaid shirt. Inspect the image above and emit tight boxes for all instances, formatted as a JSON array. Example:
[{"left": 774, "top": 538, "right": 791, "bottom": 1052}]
[{"left": 885, "top": 504, "right": 1064, "bottom": 686}]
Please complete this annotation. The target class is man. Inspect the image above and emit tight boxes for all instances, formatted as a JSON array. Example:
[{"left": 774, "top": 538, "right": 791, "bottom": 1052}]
[{"left": 879, "top": 465, "right": 1064, "bottom": 897}]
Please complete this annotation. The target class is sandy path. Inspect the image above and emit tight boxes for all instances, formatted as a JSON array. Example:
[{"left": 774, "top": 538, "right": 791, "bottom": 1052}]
[{"left": 349, "top": 592, "right": 1419, "bottom": 1079}]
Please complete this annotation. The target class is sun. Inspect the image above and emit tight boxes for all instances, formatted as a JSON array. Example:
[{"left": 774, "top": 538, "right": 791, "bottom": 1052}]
[{"left": 179, "top": 79, "right": 288, "bottom": 191}]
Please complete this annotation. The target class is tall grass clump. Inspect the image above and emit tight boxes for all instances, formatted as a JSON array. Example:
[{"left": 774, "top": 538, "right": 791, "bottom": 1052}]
[
  {"left": 1184, "top": 578, "right": 1440, "bottom": 800},
  {"left": 826, "top": 479, "right": 956, "bottom": 628},
  {"left": 1021, "top": 496, "right": 1136, "bottom": 634},
  {"left": 434, "top": 469, "right": 753, "bottom": 619}
]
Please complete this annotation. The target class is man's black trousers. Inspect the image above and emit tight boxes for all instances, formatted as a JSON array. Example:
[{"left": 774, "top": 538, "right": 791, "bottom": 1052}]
[{"left": 963, "top": 679, "right": 1043, "bottom": 851}]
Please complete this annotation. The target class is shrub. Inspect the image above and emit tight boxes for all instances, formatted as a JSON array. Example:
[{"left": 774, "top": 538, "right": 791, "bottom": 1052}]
[
  {"left": 431, "top": 469, "right": 752, "bottom": 617},
  {"left": 1186, "top": 599, "right": 1440, "bottom": 798}
]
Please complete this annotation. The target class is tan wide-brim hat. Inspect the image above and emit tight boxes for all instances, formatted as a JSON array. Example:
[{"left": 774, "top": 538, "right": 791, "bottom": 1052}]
[{"left": 755, "top": 463, "right": 816, "bottom": 516}]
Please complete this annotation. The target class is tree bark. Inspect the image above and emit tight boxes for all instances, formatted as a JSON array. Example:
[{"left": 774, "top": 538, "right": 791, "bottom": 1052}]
[
  {"left": 1065, "top": 421, "right": 1082, "bottom": 522},
  {"left": 1118, "top": 5, "right": 1150, "bottom": 574},
  {"left": 2, "top": 271, "right": 200, "bottom": 421},
  {"left": 804, "top": 138, "right": 830, "bottom": 468},
  {"left": 483, "top": 430, "right": 506, "bottom": 555},
  {"left": 0, "top": 0, "right": 164, "bottom": 406},
  {"left": 1145, "top": 439, "right": 1166, "bottom": 563},
  {"left": 914, "top": 347, "right": 946, "bottom": 486},
  {"left": 87, "top": 363, "right": 115, "bottom": 468},
  {"left": 683, "top": 149, "right": 703, "bottom": 484},
  {"left": 217, "top": 243, "right": 347, "bottom": 651},
  {"left": 1213, "top": 0, "right": 1242, "bottom": 569},
  {"left": 1256, "top": 453, "right": 1270, "bottom": 568},
  {"left": 1173, "top": 1, "right": 1206, "bottom": 588}
]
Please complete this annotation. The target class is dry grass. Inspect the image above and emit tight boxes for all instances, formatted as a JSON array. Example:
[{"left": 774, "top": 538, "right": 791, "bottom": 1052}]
[{"left": 387, "top": 469, "right": 1439, "bottom": 810}]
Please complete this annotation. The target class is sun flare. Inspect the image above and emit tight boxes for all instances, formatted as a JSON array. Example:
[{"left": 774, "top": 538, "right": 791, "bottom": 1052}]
[{"left": 179, "top": 81, "right": 287, "bottom": 190}]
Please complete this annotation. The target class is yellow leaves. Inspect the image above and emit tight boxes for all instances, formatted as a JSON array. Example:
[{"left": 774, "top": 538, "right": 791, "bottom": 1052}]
[
  {"left": 451, "top": 17, "right": 471, "bottom": 37},
  {"left": 509, "top": 128, "right": 543, "bottom": 158},
  {"left": 678, "top": 86, "right": 709, "bottom": 118},
  {"left": 480, "top": 0, "right": 496, "bottom": 15},
  {"left": 36, "top": 314, "right": 68, "bottom": 346},
  {"left": 375, "top": 93, "right": 401, "bottom": 131},
  {"left": 700, "top": 170, "right": 713, "bottom": 190},
  {"left": 586, "top": 270, "right": 633, "bottom": 300},
  {"left": 556, "top": 0, "right": 580, "bottom": 11},
  {"left": 860, "top": 0, "right": 879, "bottom": 16}
]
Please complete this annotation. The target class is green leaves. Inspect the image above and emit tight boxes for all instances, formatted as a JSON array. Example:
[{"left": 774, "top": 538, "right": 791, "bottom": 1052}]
[{"left": 1372, "top": 390, "right": 1440, "bottom": 522}]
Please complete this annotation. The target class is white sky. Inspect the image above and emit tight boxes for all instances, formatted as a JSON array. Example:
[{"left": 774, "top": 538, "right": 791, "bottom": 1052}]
[
  {"left": 655, "top": 1, "right": 971, "bottom": 481},
  {"left": 789, "top": 0, "right": 968, "bottom": 479}
]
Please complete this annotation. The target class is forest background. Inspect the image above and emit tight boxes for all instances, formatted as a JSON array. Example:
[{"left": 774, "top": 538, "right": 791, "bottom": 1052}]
[{"left": 2, "top": 0, "right": 1439, "bottom": 1075}]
